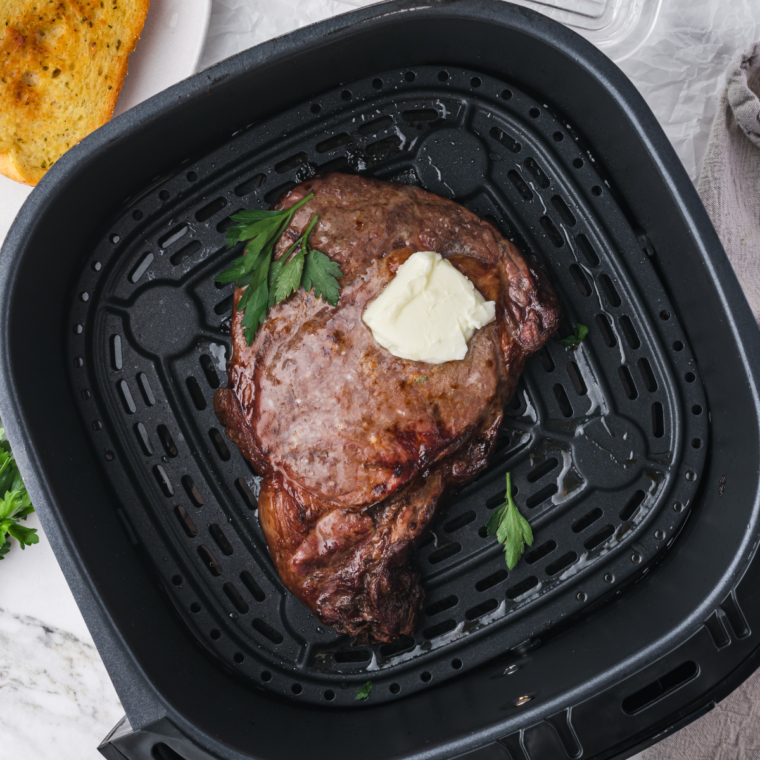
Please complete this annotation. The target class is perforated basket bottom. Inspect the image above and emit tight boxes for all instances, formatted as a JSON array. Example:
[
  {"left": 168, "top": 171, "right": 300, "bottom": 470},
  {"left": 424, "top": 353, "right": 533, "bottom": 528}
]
[{"left": 68, "top": 65, "right": 708, "bottom": 706}]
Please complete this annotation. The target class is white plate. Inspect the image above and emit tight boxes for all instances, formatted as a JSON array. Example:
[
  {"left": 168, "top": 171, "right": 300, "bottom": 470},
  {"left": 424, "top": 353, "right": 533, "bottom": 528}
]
[{"left": 0, "top": 0, "right": 211, "bottom": 247}]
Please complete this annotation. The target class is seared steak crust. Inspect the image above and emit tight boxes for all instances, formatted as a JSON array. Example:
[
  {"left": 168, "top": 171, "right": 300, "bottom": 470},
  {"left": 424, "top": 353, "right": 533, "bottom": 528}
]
[{"left": 214, "top": 173, "right": 561, "bottom": 642}]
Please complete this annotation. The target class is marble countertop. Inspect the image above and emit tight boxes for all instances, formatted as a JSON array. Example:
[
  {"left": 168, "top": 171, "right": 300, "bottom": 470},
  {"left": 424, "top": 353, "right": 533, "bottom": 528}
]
[{"left": 2, "top": 1, "right": 759, "bottom": 758}]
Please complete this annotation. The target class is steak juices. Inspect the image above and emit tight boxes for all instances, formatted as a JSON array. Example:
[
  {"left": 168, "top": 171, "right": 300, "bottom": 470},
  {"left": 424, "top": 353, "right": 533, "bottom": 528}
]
[{"left": 214, "top": 174, "right": 561, "bottom": 642}]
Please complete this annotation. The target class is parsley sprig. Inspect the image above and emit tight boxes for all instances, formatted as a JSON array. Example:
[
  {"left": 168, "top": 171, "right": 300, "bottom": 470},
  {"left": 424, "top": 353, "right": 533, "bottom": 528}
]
[
  {"left": 0, "top": 428, "right": 38, "bottom": 560},
  {"left": 215, "top": 193, "right": 343, "bottom": 345},
  {"left": 485, "top": 472, "right": 533, "bottom": 570},
  {"left": 559, "top": 323, "right": 589, "bottom": 348},
  {"left": 355, "top": 681, "right": 373, "bottom": 701}
]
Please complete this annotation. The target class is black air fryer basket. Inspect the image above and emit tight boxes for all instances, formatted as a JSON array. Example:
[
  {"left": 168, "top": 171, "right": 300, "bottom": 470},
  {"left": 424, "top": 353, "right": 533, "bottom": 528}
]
[{"left": 2, "top": 2, "right": 760, "bottom": 759}]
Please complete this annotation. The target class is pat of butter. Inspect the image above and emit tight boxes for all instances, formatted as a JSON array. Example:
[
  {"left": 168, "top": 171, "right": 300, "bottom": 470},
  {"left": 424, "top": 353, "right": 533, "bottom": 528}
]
[{"left": 362, "top": 251, "right": 496, "bottom": 364}]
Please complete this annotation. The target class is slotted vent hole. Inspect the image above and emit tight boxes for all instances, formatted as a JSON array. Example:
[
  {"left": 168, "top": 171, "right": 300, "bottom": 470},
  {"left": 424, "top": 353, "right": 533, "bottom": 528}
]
[
  {"left": 118, "top": 380, "right": 136, "bottom": 414},
  {"left": 620, "top": 315, "right": 641, "bottom": 349},
  {"left": 569, "top": 264, "right": 591, "bottom": 296},
  {"left": 135, "top": 422, "right": 152, "bottom": 455},
  {"left": 252, "top": 618, "right": 283, "bottom": 644},
  {"left": 584, "top": 524, "right": 615, "bottom": 551},
  {"left": 379, "top": 637, "right": 415, "bottom": 657},
  {"left": 599, "top": 274, "right": 622, "bottom": 307},
  {"left": 240, "top": 571, "right": 266, "bottom": 602},
  {"left": 423, "top": 619, "right": 457, "bottom": 640},
  {"left": 223, "top": 582, "right": 249, "bottom": 614},
  {"left": 200, "top": 355, "right": 220, "bottom": 388},
  {"left": 214, "top": 295, "right": 234, "bottom": 315},
  {"left": 526, "top": 483, "right": 558, "bottom": 509},
  {"left": 527, "top": 457, "right": 559, "bottom": 483},
  {"left": 538, "top": 347, "right": 555, "bottom": 372},
  {"left": 402, "top": 108, "right": 439, "bottom": 122},
  {"left": 567, "top": 362, "right": 587, "bottom": 396},
  {"left": 209, "top": 428, "right": 231, "bottom": 461},
  {"left": 159, "top": 224, "right": 188, "bottom": 249},
  {"left": 157, "top": 425, "right": 178, "bottom": 457},
  {"left": 153, "top": 465, "right": 173, "bottom": 496},
  {"left": 236, "top": 478, "right": 257, "bottom": 509},
  {"left": 196, "top": 197, "right": 228, "bottom": 222},
  {"left": 428, "top": 542, "right": 462, "bottom": 564},
  {"left": 618, "top": 365, "right": 638, "bottom": 400},
  {"left": 182, "top": 475, "right": 204, "bottom": 507},
  {"left": 572, "top": 507, "right": 603, "bottom": 533},
  {"left": 425, "top": 595, "right": 458, "bottom": 616},
  {"left": 152, "top": 743, "right": 185, "bottom": 760},
  {"left": 138, "top": 372, "right": 156, "bottom": 405},
  {"left": 475, "top": 569, "right": 508, "bottom": 592},
  {"left": 622, "top": 661, "right": 698, "bottom": 715},
  {"left": 486, "top": 491, "right": 508, "bottom": 509},
  {"left": 186, "top": 377, "right": 206, "bottom": 410},
  {"left": 275, "top": 152, "right": 308, "bottom": 173},
  {"left": 358, "top": 115, "right": 393, "bottom": 136},
  {"left": 198, "top": 545, "right": 222, "bottom": 576},
  {"left": 210, "top": 523, "right": 234, "bottom": 556},
  {"left": 545, "top": 551, "right": 578, "bottom": 576},
  {"left": 264, "top": 182, "right": 296, "bottom": 205},
  {"left": 596, "top": 314, "right": 617, "bottom": 347},
  {"left": 443, "top": 510, "right": 476, "bottom": 533},
  {"left": 170, "top": 240, "right": 202, "bottom": 266},
  {"left": 508, "top": 170, "right": 532, "bottom": 200},
  {"left": 334, "top": 649, "right": 371, "bottom": 664},
  {"left": 366, "top": 135, "right": 403, "bottom": 156},
  {"left": 524, "top": 539, "right": 557, "bottom": 565},
  {"left": 465, "top": 598, "right": 498, "bottom": 621},
  {"left": 553, "top": 384, "right": 573, "bottom": 418},
  {"left": 551, "top": 195, "right": 575, "bottom": 226},
  {"left": 620, "top": 490, "right": 646, "bottom": 521},
  {"left": 506, "top": 576, "right": 538, "bottom": 600},
  {"left": 235, "top": 173, "right": 266, "bottom": 196},
  {"left": 490, "top": 126, "right": 521, "bottom": 153},
  {"left": 540, "top": 216, "right": 564, "bottom": 247},
  {"left": 130, "top": 253, "right": 154, "bottom": 283},
  {"left": 652, "top": 402, "right": 665, "bottom": 438},
  {"left": 637, "top": 358, "right": 658, "bottom": 392},
  {"left": 524, "top": 157, "right": 550, "bottom": 188},
  {"left": 174, "top": 505, "right": 197, "bottom": 538},
  {"left": 318, "top": 156, "right": 349, "bottom": 173},
  {"left": 576, "top": 234, "right": 600, "bottom": 266},
  {"left": 316, "top": 133, "right": 351, "bottom": 153},
  {"left": 111, "top": 335, "right": 122, "bottom": 370}
]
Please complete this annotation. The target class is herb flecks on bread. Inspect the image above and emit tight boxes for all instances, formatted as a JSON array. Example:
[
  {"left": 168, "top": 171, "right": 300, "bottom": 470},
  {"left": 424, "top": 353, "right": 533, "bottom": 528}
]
[{"left": 0, "top": 0, "right": 150, "bottom": 186}]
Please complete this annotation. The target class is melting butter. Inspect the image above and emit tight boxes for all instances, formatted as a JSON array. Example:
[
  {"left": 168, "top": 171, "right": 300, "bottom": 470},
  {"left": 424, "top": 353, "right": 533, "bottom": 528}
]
[{"left": 362, "top": 251, "right": 496, "bottom": 364}]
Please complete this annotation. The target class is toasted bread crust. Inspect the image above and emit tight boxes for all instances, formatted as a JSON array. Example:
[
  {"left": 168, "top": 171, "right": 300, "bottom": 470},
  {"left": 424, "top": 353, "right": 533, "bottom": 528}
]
[{"left": 0, "top": 0, "right": 150, "bottom": 185}]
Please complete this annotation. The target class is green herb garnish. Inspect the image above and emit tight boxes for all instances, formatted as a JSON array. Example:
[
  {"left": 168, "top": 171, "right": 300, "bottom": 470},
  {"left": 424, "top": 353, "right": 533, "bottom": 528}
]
[
  {"left": 415, "top": 376, "right": 428, "bottom": 384},
  {"left": 485, "top": 472, "right": 533, "bottom": 570},
  {"left": 355, "top": 681, "right": 373, "bottom": 701},
  {"left": 0, "top": 428, "right": 38, "bottom": 560},
  {"left": 559, "top": 323, "right": 589, "bottom": 348},
  {"left": 215, "top": 194, "right": 343, "bottom": 345}
]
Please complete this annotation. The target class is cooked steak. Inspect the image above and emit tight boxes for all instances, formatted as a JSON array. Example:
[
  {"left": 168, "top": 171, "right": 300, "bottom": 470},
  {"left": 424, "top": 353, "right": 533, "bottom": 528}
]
[{"left": 214, "top": 173, "right": 561, "bottom": 642}]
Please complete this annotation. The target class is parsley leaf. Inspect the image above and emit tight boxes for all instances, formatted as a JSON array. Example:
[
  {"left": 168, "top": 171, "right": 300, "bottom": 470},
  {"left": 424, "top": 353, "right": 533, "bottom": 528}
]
[
  {"left": 485, "top": 472, "right": 533, "bottom": 570},
  {"left": 355, "top": 681, "right": 373, "bottom": 701},
  {"left": 0, "top": 428, "right": 38, "bottom": 560},
  {"left": 215, "top": 194, "right": 343, "bottom": 345},
  {"left": 302, "top": 249, "right": 343, "bottom": 306},
  {"left": 271, "top": 215, "right": 317, "bottom": 304},
  {"left": 559, "top": 323, "right": 589, "bottom": 348}
]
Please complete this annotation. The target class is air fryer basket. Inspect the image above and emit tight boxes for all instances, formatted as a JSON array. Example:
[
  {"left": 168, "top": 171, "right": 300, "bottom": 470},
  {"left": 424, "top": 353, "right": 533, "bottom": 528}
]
[{"left": 1, "top": 1, "right": 760, "bottom": 759}]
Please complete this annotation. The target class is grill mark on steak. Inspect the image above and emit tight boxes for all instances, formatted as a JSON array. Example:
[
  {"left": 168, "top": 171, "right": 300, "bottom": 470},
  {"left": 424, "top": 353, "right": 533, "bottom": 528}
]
[{"left": 214, "top": 173, "right": 561, "bottom": 642}]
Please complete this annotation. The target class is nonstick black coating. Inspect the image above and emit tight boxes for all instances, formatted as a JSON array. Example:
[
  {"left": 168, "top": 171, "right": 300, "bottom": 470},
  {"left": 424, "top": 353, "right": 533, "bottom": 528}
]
[
  {"left": 1, "top": 1, "right": 759, "bottom": 759},
  {"left": 66, "top": 64, "right": 706, "bottom": 708}
]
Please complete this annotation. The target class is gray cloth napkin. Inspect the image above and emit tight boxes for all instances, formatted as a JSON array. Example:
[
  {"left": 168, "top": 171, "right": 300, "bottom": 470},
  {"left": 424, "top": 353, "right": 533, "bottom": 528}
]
[
  {"left": 641, "top": 42, "right": 760, "bottom": 760},
  {"left": 698, "top": 41, "right": 760, "bottom": 322}
]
